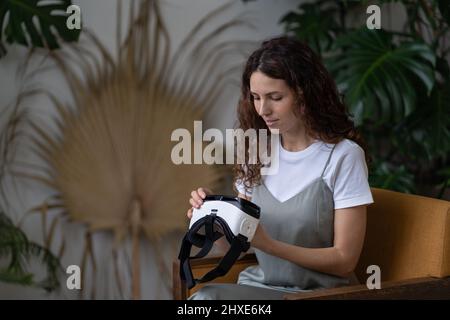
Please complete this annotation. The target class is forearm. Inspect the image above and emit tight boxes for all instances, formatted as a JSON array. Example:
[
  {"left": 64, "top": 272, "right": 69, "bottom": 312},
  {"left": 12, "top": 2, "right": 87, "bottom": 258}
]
[{"left": 263, "top": 239, "right": 352, "bottom": 278}]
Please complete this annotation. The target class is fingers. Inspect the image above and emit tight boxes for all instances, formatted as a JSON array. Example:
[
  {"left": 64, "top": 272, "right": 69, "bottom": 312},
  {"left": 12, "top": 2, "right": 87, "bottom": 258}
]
[
  {"left": 188, "top": 187, "right": 213, "bottom": 219},
  {"left": 199, "top": 187, "right": 212, "bottom": 197},
  {"left": 187, "top": 207, "right": 193, "bottom": 219},
  {"left": 190, "top": 190, "right": 203, "bottom": 208},
  {"left": 189, "top": 197, "right": 199, "bottom": 208},
  {"left": 197, "top": 188, "right": 206, "bottom": 199}
]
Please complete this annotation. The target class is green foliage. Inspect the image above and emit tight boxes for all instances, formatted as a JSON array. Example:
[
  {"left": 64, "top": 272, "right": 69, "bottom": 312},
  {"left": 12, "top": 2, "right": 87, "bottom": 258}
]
[
  {"left": 368, "top": 159, "right": 416, "bottom": 193},
  {"left": 392, "top": 82, "right": 450, "bottom": 161},
  {"left": 437, "top": 166, "right": 450, "bottom": 198},
  {"left": 277, "top": 0, "right": 450, "bottom": 198},
  {"left": 280, "top": 1, "right": 340, "bottom": 55},
  {"left": 439, "top": 0, "right": 450, "bottom": 25},
  {"left": 0, "top": 211, "right": 62, "bottom": 291},
  {"left": 0, "top": 0, "right": 81, "bottom": 57},
  {"left": 0, "top": 0, "right": 79, "bottom": 290},
  {"left": 328, "top": 29, "right": 436, "bottom": 125}
]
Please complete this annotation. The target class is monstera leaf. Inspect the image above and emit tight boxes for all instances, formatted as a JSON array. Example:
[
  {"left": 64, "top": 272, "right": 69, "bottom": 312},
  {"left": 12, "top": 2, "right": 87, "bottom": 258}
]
[
  {"left": 280, "top": 1, "right": 339, "bottom": 55},
  {"left": 0, "top": 0, "right": 80, "bottom": 57},
  {"left": 393, "top": 81, "right": 450, "bottom": 161},
  {"left": 327, "top": 29, "right": 436, "bottom": 125}
]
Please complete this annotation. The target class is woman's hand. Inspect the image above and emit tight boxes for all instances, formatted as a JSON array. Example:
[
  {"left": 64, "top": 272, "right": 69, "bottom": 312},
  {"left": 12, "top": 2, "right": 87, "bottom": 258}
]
[
  {"left": 186, "top": 187, "right": 230, "bottom": 256},
  {"left": 187, "top": 187, "right": 213, "bottom": 219},
  {"left": 250, "top": 224, "right": 273, "bottom": 253}
]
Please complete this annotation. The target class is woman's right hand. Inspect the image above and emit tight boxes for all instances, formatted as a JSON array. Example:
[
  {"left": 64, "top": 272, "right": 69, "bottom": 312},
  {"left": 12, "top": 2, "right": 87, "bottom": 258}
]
[{"left": 187, "top": 187, "right": 213, "bottom": 219}]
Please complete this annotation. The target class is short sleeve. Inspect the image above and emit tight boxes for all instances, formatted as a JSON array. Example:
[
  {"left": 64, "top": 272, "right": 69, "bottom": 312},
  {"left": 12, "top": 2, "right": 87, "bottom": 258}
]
[{"left": 333, "top": 145, "right": 374, "bottom": 209}]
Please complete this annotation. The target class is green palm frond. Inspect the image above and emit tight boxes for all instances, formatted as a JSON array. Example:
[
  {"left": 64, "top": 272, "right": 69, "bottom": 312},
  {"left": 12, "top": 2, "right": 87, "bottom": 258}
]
[
  {"left": 0, "top": 211, "right": 62, "bottom": 291},
  {"left": 0, "top": 269, "right": 34, "bottom": 286},
  {"left": 328, "top": 29, "right": 436, "bottom": 125},
  {"left": 0, "top": 0, "right": 81, "bottom": 57}
]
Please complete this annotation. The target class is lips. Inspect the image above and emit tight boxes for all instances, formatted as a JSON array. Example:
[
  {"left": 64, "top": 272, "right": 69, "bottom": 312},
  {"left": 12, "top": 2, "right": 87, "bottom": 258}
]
[{"left": 265, "top": 119, "right": 278, "bottom": 126}]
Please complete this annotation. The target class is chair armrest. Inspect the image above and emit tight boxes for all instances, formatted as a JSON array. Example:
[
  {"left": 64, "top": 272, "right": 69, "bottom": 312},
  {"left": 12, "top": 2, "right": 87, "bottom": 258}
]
[
  {"left": 283, "top": 277, "right": 450, "bottom": 300},
  {"left": 173, "top": 253, "right": 258, "bottom": 300}
]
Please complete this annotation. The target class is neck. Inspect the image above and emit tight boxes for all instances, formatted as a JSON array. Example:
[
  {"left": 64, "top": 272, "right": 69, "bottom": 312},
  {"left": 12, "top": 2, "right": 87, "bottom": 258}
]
[{"left": 281, "top": 126, "right": 316, "bottom": 152}]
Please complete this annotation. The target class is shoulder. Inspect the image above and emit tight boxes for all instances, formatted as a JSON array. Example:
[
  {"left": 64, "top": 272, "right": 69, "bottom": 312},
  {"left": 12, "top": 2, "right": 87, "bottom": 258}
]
[
  {"left": 324, "top": 140, "right": 373, "bottom": 208},
  {"left": 323, "top": 139, "right": 366, "bottom": 162},
  {"left": 319, "top": 139, "right": 368, "bottom": 180}
]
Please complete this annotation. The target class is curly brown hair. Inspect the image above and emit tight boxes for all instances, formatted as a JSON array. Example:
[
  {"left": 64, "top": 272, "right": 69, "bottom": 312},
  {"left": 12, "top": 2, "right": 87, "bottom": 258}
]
[{"left": 233, "top": 36, "right": 369, "bottom": 194}]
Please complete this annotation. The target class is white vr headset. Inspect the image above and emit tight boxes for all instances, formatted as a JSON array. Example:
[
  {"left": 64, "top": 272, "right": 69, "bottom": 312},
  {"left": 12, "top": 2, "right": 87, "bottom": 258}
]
[{"left": 178, "top": 195, "right": 260, "bottom": 289}]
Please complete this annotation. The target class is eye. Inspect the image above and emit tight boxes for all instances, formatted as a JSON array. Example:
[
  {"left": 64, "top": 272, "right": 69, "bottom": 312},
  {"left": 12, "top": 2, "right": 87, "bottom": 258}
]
[
  {"left": 271, "top": 96, "right": 282, "bottom": 101},
  {"left": 252, "top": 96, "right": 260, "bottom": 101}
]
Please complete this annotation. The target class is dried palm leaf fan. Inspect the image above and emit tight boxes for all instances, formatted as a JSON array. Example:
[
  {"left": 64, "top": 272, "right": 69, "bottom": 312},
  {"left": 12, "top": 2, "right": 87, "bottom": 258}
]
[{"left": 24, "top": 0, "right": 255, "bottom": 299}]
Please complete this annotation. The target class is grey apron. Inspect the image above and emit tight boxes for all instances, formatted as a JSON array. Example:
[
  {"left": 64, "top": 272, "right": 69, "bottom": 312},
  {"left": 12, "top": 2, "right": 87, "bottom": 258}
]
[{"left": 188, "top": 143, "right": 351, "bottom": 300}]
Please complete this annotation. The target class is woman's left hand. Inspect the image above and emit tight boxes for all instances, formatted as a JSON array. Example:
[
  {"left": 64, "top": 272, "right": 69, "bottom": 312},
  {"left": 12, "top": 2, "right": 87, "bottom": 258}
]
[{"left": 250, "top": 224, "right": 273, "bottom": 252}]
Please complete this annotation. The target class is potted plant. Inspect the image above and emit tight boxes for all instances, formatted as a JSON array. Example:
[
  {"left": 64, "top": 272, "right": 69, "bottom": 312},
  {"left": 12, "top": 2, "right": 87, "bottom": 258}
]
[{"left": 254, "top": 0, "right": 450, "bottom": 199}]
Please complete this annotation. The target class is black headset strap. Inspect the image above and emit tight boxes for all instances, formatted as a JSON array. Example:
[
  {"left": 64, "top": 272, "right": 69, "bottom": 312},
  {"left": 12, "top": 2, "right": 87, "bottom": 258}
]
[
  {"left": 191, "top": 215, "right": 221, "bottom": 258},
  {"left": 196, "top": 234, "right": 249, "bottom": 284},
  {"left": 178, "top": 215, "right": 221, "bottom": 288},
  {"left": 178, "top": 215, "right": 250, "bottom": 289}
]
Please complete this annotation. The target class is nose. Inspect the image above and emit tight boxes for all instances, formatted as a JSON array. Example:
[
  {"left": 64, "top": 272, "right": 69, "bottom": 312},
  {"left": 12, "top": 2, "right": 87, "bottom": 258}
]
[{"left": 257, "top": 99, "right": 272, "bottom": 117}]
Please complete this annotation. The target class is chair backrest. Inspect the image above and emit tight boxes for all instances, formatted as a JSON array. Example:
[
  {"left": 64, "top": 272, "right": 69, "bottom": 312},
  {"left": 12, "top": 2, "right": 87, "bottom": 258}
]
[{"left": 355, "top": 188, "right": 450, "bottom": 283}]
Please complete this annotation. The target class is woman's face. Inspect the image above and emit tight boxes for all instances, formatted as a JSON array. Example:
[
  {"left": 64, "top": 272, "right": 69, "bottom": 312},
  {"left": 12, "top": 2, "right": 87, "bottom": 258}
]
[{"left": 249, "top": 71, "right": 303, "bottom": 134}]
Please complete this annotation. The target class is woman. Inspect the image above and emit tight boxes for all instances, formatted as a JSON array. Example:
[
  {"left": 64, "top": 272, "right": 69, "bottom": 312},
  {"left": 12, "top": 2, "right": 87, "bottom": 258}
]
[{"left": 186, "top": 36, "right": 373, "bottom": 300}]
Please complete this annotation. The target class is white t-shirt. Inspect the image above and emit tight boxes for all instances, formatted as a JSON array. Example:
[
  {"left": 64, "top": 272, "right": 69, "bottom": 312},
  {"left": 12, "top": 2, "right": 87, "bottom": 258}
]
[{"left": 235, "top": 138, "right": 374, "bottom": 209}]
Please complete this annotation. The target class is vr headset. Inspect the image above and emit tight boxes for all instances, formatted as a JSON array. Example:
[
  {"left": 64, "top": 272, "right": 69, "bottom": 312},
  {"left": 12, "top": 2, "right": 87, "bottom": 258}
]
[{"left": 178, "top": 195, "right": 260, "bottom": 289}]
